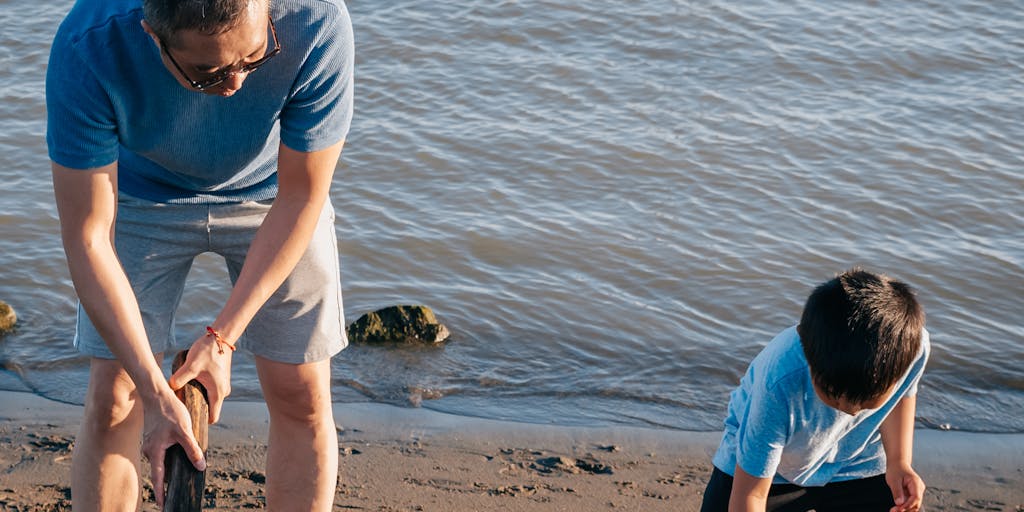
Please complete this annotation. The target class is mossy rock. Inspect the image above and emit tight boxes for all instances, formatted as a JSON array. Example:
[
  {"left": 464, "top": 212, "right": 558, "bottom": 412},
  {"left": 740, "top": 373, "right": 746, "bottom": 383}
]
[
  {"left": 346, "top": 305, "right": 450, "bottom": 344},
  {"left": 0, "top": 300, "right": 16, "bottom": 335}
]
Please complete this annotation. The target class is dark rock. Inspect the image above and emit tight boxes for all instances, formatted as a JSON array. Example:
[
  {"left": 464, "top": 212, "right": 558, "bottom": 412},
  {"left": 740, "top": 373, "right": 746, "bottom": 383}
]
[
  {"left": 490, "top": 484, "right": 538, "bottom": 496},
  {"left": 346, "top": 305, "right": 450, "bottom": 344},
  {"left": 576, "top": 456, "right": 614, "bottom": 475},
  {"left": 534, "top": 456, "right": 580, "bottom": 474},
  {"left": 245, "top": 471, "right": 266, "bottom": 485},
  {"left": 0, "top": 301, "right": 15, "bottom": 335},
  {"left": 534, "top": 455, "right": 614, "bottom": 475}
]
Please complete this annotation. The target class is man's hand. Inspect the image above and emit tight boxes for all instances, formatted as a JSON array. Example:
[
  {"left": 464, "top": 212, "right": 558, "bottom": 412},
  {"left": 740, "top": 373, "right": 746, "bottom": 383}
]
[
  {"left": 169, "top": 330, "right": 233, "bottom": 423},
  {"left": 886, "top": 463, "right": 925, "bottom": 512},
  {"left": 142, "top": 389, "right": 207, "bottom": 508}
]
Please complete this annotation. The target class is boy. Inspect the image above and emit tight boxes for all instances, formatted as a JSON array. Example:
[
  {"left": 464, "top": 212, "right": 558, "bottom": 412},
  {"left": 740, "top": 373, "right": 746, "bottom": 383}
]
[{"left": 701, "top": 269, "right": 929, "bottom": 512}]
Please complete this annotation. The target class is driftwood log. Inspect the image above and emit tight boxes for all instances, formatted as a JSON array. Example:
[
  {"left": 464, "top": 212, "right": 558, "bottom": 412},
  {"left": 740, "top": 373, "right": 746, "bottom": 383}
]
[{"left": 163, "top": 350, "right": 209, "bottom": 511}]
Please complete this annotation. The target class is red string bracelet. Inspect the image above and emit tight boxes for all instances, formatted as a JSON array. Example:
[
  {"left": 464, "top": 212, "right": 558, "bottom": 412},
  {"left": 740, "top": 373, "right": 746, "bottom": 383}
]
[{"left": 206, "top": 326, "right": 236, "bottom": 354}]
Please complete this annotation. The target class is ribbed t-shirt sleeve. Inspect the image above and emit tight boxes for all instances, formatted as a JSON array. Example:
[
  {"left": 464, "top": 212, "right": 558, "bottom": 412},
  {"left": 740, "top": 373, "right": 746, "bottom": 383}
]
[
  {"left": 46, "top": 32, "right": 119, "bottom": 170},
  {"left": 280, "top": 1, "right": 354, "bottom": 152},
  {"left": 735, "top": 374, "right": 791, "bottom": 479}
]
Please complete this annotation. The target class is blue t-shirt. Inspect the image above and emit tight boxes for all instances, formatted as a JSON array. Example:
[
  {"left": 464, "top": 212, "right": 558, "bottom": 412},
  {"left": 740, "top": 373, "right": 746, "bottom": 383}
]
[
  {"left": 711, "top": 326, "right": 930, "bottom": 487},
  {"left": 46, "top": 0, "right": 354, "bottom": 204}
]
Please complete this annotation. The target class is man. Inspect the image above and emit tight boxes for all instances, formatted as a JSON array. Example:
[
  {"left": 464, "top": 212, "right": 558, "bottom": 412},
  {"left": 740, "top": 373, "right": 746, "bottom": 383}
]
[{"left": 46, "top": 0, "right": 353, "bottom": 509}]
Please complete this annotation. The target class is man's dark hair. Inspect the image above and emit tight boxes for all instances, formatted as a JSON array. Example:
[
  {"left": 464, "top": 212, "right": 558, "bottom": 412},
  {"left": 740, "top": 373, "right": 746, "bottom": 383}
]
[
  {"left": 797, "top": 268, "right": 925, "bottom": 405},
  {"left": 143, "top": 0, "right": 266, "bottom": 48}
]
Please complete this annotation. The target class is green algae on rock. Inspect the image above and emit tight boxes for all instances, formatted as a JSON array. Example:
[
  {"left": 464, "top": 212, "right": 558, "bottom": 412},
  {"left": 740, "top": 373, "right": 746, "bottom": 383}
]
[
  {"left": 0, "top": 300, "right": 16, "bottom": 335},
  {"left": 346, "top": 305, "right": 450, "bottom": 344}
]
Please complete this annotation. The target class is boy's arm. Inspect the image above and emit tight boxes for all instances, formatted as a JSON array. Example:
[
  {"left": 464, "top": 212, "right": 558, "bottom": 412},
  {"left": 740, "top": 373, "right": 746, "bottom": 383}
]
[
  {"left": 880, "top": 394, "right": 925, "bottom": 512},
  {"left": 729, "top": 464, "right": 772, "bottom": 512}
]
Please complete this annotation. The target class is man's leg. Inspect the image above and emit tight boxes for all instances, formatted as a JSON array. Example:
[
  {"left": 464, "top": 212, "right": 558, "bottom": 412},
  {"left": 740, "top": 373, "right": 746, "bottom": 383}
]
[
  {"left": 69, "top": 195, "right": 200, "bottom": 509},
  {"left": 71, "top": 357, "right": 153, "bottom": 511},
  {"left": 256, "top": 356, "right": 338, "bottom": 511}
]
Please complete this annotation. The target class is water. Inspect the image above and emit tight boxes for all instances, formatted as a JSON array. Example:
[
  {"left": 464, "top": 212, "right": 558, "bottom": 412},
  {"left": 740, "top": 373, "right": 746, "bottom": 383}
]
[{"left": 1, "top": 0, "right": 1021, "bottom": 433}]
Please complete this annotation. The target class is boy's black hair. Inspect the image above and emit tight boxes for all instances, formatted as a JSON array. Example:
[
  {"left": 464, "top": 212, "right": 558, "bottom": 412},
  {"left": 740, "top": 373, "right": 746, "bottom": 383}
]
[{"left": 797, "top": 268, "right": 925, "bottom": 405}]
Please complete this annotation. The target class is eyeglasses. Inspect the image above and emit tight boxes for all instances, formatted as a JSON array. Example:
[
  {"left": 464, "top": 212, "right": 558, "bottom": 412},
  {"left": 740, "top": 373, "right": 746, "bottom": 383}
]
[{"left": 160, "top": 17, "right": 281, "bottom": 91}]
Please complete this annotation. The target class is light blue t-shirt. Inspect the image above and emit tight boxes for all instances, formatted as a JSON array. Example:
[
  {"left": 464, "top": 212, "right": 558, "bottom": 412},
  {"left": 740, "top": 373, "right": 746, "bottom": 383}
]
[
  {"left": 46, "top": 0, "right": 354, "bottom": 204},
  {"left": 711, "top": 326, "right": 930, "bottom": 487}
]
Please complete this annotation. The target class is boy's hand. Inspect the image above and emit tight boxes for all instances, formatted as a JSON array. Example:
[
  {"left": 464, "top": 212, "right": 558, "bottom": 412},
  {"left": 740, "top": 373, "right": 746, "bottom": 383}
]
[
  {"left": 880, "top": 395, "right": 923, "bottom": 511},
  {"left": 885, "top": 464, "right": 924, "bottom": 512}
]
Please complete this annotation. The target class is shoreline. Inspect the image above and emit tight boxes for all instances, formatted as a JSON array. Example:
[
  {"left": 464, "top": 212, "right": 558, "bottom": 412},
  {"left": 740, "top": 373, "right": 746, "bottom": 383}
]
[{"left": 1, "top": 390, "right": 1021, "bottom": 510}]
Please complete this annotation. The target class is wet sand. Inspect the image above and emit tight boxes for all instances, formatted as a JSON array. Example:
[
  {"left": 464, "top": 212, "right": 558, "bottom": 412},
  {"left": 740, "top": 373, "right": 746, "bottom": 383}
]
[{"left": 1, "top": 390, "right": 1021, "bottom": 511}]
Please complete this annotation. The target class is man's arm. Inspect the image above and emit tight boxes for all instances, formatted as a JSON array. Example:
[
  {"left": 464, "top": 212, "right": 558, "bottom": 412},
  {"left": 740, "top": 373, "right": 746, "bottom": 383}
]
[
  {"left": 169, "top": 140, "right": 345, "bottom": 421},
  {"left": 729, "top": 464, "right": 772, "bottom": 512},
  {"left": 52, "top": 163, "right": 155, "bottom": 381},
  {"left": 52, "top": 162, "right": 206, "bottom": 507},
  {"left": 880, "top": 394, "right": 925, "bottom": 512},
  {"left": 217, "top": 140, "right": 345, "bottom": 334}
]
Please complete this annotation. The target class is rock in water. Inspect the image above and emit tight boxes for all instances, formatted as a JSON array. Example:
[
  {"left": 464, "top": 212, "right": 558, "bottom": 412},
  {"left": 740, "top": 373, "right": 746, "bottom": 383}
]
[
  {"left": 346, "top": 305, "right": 450, "bottom": 344},
  {"left": 0, "top": 301, "right": 16, "bottom": 335}
]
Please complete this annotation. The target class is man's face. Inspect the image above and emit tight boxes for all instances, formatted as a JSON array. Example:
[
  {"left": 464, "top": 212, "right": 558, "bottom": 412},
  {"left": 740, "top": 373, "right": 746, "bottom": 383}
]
[{"left": 144, "top": 3, "right": 272, "bottom": 97}]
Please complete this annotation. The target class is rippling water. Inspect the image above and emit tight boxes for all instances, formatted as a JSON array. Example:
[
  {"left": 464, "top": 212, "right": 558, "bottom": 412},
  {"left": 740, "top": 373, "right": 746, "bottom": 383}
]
[{"left": 1, "top": 0, "right": 1021, "bottom": 433}]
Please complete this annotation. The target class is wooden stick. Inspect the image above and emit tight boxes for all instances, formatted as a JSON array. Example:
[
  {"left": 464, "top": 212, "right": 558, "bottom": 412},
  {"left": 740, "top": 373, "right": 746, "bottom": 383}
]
[{"left": 163, "top": 350, "right": 209, "bottom": 511}]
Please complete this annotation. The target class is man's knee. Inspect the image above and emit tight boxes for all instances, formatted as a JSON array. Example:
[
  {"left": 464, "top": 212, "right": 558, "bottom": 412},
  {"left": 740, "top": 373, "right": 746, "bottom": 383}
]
[
  {"left": 82, "top": 359, "right": 142, "bottom": 432},
  {"left": 257, "top": 358, "right": 333, "bottom": 424},
  {"left": 268, "top": 389, "right": 332, "bottom": 425}
]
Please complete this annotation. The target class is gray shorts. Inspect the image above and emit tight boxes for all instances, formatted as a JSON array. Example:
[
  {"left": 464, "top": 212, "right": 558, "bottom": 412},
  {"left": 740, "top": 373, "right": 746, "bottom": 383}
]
[{"left": 74, "top": 194, "right": 348, "bottom": 364}]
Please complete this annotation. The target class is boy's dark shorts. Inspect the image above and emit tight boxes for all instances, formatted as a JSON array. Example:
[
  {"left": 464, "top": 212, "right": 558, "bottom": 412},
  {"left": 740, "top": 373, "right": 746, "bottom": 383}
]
[{"left": 700, "top": 467, "right": 896, "bottom": 512}]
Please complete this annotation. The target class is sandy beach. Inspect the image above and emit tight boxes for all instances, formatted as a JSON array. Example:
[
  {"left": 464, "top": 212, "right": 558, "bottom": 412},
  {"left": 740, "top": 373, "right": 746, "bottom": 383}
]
[{"left": 0, "top": 390, "right": 1021, "bottom": 511}]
